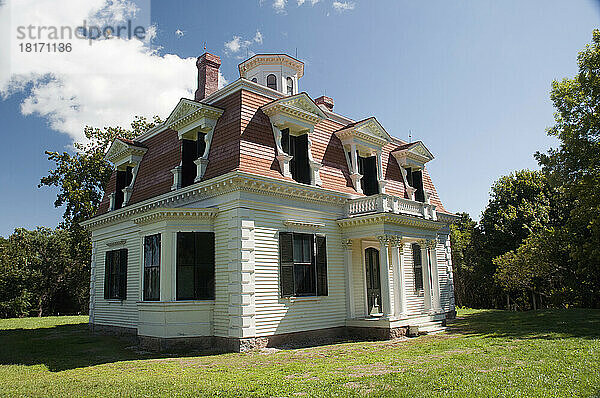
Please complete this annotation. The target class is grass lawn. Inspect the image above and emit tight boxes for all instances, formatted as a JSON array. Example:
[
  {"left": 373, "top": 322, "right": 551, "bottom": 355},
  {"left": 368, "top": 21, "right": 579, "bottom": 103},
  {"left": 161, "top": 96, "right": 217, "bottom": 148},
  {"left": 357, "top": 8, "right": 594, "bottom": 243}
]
[{"left": 0, "top": 309, "right": 599, "bottom": 397}]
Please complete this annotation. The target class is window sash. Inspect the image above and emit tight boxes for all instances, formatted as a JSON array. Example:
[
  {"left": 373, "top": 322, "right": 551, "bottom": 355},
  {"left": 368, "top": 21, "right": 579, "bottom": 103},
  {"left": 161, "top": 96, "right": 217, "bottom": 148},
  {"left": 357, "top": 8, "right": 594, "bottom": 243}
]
[
  {"left": 176, "top": 232, "right": 215, "bottom": 300},
  {"left": 143, "top": 234, "right": 160, "bottom": 301},
  {"left": 104, "top": 249, "right": 127, "bottom": 300},
  {"left": 412, "top": 243, "right": 424, "bottom": 292},
  {"left": 279, "top": 232, "right": 327, "bottom": 298}
]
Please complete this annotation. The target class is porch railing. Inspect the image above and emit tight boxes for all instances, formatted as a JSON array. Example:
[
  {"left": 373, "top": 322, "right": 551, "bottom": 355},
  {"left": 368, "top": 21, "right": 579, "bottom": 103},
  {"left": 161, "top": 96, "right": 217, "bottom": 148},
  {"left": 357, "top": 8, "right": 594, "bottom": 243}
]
[{"left": 344, "top": 194, "right": 437, "bottom": 220}]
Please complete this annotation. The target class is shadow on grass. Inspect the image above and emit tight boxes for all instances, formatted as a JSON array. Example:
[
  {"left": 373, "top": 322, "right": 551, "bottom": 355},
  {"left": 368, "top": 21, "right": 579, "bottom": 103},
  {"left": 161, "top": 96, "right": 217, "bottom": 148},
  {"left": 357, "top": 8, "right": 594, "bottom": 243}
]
[
  {"left": 0, "top": 323, "right": 220, "bottom": 372},
  {"left": 447, "top": 308, "right": 600, "bottom": 340}
]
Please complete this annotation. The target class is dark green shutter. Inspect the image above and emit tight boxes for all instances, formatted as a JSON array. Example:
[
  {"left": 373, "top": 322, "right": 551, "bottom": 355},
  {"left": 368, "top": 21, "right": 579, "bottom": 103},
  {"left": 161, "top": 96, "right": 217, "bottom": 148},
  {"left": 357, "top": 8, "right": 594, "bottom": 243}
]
[
  {"left": 315, "top": 235, "right": 328, "bottom": 296},
  {"left": 413, "top": 170, "right": 424, "bottom": 202},
  {"left": 104, "top": 252, "right": 111, "bottom": 299},
  {"left": 294, "top": 134, "right": 311, "bottom": 184},
  {"left": 119, "top": 249, "right": 128, "bottom": 300},
  {"left": 281, "top": 129, "right": 290, "bottom": 154},
  {"left": 279, "top": 232, "right": 294, "bottom": 297}
]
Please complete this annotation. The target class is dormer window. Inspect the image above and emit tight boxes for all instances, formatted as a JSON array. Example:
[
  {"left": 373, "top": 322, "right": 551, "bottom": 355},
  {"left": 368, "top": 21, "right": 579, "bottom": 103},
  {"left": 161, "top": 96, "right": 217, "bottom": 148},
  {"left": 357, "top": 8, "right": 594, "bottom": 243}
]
[
  {"left": 281, "top": 129, "right": 311, "bottom": 185},
  {"left": 357, "top": 154, "right": 379, "bottom": 196},
  {"left": 335, "top": 117, "right": 392, "bottom": 195},
  {"left": 391, "top": 141, "right": 434, "bottom": 202},
  {"left": 286, "top": 77, "right": 294, "bottom": 95},
  {"left": 104, "top": 138, "right": 148, "bottom": 211},
  {"left": 165, "top": 99, "right": 224, "bottom": 191},
  {"left": 181, "top": 132, "right": 207, "bottom": 188},
  {"left": 251, "top": 77, "right": 257, "bottom": 83},
  {"left": 114, "top": 166, "right": 133, "bottom": 210},
  {"left": 262, "top": 93, "right": 327, "bottom": 187},
  {"left": 267, "top": 74, "right": 277, "bottom": 90},
  {"left": 405, "top": 167, "right": 425, "bottom": 202}
]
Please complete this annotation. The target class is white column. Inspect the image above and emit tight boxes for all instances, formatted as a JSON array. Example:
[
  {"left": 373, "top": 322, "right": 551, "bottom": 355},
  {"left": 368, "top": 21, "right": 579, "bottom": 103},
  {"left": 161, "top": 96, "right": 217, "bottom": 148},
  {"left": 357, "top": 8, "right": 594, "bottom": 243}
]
[
  {"left": 391, "top": 237, "right": 406, "bottom": 318},
  {"left": 377, "top": 235, "right": 393, "bottom": 318},
  {"left": 342, "top": 239, "right": 355, "bottom": 319},
  {"left": 419, "top": 240, "right": 432, "bottom": 313},
  {"left": 428, "top": 239, "right": 442, "bottom": 313}
]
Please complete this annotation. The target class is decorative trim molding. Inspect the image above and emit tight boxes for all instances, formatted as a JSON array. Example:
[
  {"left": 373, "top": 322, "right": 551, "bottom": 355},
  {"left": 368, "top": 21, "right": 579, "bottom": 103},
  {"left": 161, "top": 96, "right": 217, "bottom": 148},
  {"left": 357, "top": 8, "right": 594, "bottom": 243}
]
[
  {"left": 283, "top": 220, "right": 325, "bottom": 231},
  {"left": 82, "top": 171, "right": 350, "bottom": 230},
  {"left": 105, "top": 239, "right": 127, "bottom": 247},
  {"left": 132, "top": 208, "right": 217, "bottom": 226},
  {"left": 337, "top": 212, "right": 446, "bottom": 231}
]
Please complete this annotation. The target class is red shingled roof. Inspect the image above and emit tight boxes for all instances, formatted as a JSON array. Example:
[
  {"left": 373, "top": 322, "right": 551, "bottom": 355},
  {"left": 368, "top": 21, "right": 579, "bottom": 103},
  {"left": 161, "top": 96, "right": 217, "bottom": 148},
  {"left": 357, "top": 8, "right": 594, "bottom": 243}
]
[{"left": 96, "top": 88, "right": 447, "bottom": 215}]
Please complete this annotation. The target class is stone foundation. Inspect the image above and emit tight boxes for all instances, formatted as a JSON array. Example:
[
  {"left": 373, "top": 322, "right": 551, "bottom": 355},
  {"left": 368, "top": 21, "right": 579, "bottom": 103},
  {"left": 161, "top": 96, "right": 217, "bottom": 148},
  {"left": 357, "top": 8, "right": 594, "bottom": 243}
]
[{"left": 92, "top": 312, "right": 453, "bottom": 353}]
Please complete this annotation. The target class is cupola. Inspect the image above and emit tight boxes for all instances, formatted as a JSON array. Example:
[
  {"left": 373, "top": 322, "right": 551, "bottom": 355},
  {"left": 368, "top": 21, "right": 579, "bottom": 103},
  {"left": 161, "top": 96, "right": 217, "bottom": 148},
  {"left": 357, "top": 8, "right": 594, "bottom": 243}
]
[{"left": 238, "top": 54, "right": 304, "bottom": 96}]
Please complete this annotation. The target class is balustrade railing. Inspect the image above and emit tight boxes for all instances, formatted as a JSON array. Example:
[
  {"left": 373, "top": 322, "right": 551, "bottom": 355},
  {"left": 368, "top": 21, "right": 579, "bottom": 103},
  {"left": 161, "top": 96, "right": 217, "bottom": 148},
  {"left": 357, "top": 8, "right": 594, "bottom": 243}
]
[{"left": 345, "top": 194, "right": 437, "bottom": 220}]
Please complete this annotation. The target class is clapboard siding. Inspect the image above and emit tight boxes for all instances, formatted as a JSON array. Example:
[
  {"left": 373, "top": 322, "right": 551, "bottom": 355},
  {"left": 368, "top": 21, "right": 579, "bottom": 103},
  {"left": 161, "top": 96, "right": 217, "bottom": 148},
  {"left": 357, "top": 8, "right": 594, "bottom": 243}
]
[
  {"left": 93, "top": 229, "right": 141, "bottom": 329},
  {"left": 252, "top": 206, "right": 347, "bottom": 337}
]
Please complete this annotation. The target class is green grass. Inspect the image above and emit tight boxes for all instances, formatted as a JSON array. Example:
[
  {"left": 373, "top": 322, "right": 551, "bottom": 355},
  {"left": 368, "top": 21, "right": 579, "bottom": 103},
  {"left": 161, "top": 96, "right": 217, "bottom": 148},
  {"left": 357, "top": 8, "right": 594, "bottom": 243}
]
[{"left": 0, "top": 309, "right": 599, "bottom": 397}]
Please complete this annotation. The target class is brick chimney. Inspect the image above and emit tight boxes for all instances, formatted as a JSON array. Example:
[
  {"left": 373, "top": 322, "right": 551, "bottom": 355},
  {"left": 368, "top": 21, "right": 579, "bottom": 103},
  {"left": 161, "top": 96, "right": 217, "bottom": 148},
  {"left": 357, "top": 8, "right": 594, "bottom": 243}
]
[
  {"left": 195, "top": 52, "right": 221, "bottom": 101},
  {"left": 315, "top": 95, "right": 334, "bottom": 112}
]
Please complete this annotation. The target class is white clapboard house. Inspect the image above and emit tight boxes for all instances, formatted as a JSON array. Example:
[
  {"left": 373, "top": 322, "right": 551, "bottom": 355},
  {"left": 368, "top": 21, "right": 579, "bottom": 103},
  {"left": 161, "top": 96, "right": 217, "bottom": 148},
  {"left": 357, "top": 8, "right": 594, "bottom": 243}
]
[{"left": 81, "top": 53, "right": 458, "bottom": 351}]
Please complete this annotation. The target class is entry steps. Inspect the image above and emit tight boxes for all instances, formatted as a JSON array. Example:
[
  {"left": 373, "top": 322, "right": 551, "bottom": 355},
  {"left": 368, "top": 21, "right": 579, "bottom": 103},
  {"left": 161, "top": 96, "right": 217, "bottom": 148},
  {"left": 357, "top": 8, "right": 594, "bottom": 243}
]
[{"left": 409, "top": 320, "right": 446, "bottom": 336}]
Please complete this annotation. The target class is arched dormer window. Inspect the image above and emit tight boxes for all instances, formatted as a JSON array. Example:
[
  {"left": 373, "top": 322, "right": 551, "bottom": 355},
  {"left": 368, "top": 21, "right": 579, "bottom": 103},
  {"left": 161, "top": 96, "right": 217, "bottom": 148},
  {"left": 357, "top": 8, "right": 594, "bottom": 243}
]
[
  {"left": 286, "top": 77, "right": 294, "bottom": 95},
  {"left": 267, "top": 74, "right": 277, "bottom": 90},
  {"left": 251, "top": 77, "right": 257, "bottom": 83}
]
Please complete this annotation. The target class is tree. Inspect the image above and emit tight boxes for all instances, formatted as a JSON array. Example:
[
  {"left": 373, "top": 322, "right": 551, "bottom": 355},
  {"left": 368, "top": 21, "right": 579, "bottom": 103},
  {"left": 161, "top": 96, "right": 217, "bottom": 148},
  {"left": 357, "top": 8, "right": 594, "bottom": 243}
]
[
  {"left": 473, "top": 170, "right": 552, "bottom": 308},
  {"left": 27, "top": 116, "right": 163, "bottom": 317},
  {"left": 39, "top": 116, "right": 162, "bottom": 228},
  {"left": 535, "top": 29, "right": 600, "bottom": 308},
  {"left": 449, "top": 212, "right": 478, "bottom": 307}
]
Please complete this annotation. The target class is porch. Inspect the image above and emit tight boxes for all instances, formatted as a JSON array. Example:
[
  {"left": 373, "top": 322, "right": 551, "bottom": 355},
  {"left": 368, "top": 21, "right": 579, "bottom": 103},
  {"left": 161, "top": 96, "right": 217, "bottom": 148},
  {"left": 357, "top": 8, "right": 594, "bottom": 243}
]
[{"left": 338, "top": 195, "right": 455, "bottom": 333}]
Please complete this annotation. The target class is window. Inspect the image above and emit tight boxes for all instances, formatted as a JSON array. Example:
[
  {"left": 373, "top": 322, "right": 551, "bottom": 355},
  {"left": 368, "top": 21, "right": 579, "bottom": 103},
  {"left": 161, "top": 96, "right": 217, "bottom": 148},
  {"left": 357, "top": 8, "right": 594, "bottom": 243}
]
[
  {"left": 281, "top": 129, "right": 311, "bottom": 185},
  {"left": 267, "top": 74, "right": 277, "bottom": 90},
  {"left": 406, "top": 168, "right": 425, "bottom": 202},
  {"left": 104, "top": 249, "right": 128, "bottom": 300},
  {"left": 251, "top": 77, "right": 257, "bottom": 83},
  {"left": 114, "top": 167, "right": 133, "bottom": 209},
  {"left": 412, "top": 243, "right": 423, "bottom": 292},
  {"left": 176, "top": 232, "right": 215, "bottom": 300},
  {"left": 279, "top": 232, "right": 327, "bottom": 297},
  {"left": 143, "top": 234, "right": 161, "bottom": 301},
  {"left": 181, "top": 133, "right": 207, "bottom": 188},
  {"left": 286, "top": 77, "right": 294, "bottom": 95},
  {"left": 357, "top": 154, "right": 379, "bottom": 196}
]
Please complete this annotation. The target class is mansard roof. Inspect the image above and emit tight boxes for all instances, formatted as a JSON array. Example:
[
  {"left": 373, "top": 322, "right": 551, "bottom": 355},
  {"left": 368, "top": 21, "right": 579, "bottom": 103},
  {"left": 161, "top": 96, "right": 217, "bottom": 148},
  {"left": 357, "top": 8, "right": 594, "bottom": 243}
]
[{"left": 94, "top": 80, "right": 448, "bottom": 217}]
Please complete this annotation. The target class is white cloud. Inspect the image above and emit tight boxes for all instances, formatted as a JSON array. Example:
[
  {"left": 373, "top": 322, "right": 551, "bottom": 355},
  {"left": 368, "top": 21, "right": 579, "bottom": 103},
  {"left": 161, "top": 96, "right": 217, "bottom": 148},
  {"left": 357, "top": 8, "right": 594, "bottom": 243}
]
[
  {"left": 224, "top": 30, "right": 263, "bottom": 58},
  {"left": 332, "top": 1, "right": 355, "bottom": 12},
  {"left": 218, "top": 70, "right": 228, "bottom": 89},
  {"left": 0, "top": 0, "right": 207, "bottom": 143},
  {"left": 297, "top": 0, "right": 319, "bottom": 6},
  {"left": 175, "top": 29, "right": 184, "bottom": 38},
  {"left": 272, "top": 0, "right": 286, "bottom": 14},
  {"left": 254, "top": 30, "right": 263, "bottom": 44}
]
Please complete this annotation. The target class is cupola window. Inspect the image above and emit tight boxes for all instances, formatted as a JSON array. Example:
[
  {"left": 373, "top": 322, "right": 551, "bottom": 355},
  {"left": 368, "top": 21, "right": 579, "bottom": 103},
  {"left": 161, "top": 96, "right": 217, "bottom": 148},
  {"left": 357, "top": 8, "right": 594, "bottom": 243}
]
[
  {"left": 267, "top": 74, "right": 277, "bottom": 90},
  {"left": 286, "top": 77, "right": 294, "bottom": 95}
]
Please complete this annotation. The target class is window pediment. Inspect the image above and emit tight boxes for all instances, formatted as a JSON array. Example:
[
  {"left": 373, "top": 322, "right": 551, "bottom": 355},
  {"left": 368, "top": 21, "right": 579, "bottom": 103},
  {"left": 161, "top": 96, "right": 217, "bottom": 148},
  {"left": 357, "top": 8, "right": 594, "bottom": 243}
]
[
  {"left": 104, "top": 138, "right": 147, "bottom": 167},
  {"left": 391, "top": 141, "right": 434, "bottom": 169},
  {"left": 335, "top": 117, "right": 392, "bottom": 150},
  {"left": 166, "top": 98, "right": 224, "bottom": 138},
  {"left": 261, "top": 92, "right": 326, "bottom": 132}
]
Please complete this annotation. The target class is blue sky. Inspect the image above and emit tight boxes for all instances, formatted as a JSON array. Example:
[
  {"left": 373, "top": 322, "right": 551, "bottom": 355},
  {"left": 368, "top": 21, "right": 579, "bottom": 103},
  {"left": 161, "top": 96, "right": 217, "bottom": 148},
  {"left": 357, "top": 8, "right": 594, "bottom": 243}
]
[{"left": 0, "top": 0, "right": 599, "bottom": 237}]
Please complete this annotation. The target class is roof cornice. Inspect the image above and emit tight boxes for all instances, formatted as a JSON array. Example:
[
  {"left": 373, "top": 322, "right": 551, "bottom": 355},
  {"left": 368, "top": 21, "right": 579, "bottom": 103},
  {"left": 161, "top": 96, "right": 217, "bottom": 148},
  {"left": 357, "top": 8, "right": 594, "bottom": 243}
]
[{"left": 81, "top": 171, "right": 353, "bottom": 230}]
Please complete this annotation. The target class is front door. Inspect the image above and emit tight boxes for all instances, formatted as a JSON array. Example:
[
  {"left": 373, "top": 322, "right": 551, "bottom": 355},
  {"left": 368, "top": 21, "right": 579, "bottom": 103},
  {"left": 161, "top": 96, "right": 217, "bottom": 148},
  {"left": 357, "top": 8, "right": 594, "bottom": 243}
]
[{"left": 365, "top": 247, "right": 382, "bottom": 316}]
